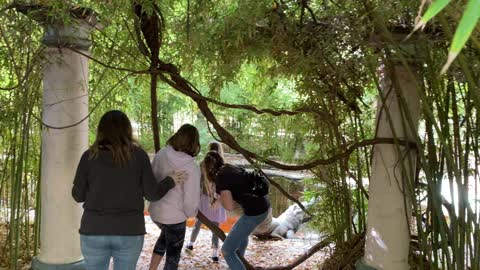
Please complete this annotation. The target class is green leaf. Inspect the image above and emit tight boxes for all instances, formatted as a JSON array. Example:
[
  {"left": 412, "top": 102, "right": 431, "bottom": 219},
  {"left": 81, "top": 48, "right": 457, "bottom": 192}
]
[
  {"left": 441, "top": 0, "right": 480, "bottom": 74},
  {"left": 414, "top": 0, "right": 450, "bottom": 31}
]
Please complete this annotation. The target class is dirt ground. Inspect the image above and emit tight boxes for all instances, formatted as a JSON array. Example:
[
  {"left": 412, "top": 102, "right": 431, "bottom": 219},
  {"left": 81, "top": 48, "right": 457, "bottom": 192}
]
[
  {"left": 0, "top": 216, "right": 328, "bottom": 270},
  {"left": 133, "top": 216, "right": 329, "bottom": 270}
]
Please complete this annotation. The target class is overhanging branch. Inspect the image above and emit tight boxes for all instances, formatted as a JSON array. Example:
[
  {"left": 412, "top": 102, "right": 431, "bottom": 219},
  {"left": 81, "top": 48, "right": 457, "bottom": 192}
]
[{"left": 156, "top": 69, "right": 417, "bottom": 217}]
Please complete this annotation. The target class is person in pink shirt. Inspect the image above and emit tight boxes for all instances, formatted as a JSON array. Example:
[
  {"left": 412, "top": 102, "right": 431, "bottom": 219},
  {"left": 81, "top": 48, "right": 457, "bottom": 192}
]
[
  {"left": 185, "top": 141, "right": 227, "bottom": 262},
  {"left": 148, "top": 124, "right": 201, "bottom": 270}
]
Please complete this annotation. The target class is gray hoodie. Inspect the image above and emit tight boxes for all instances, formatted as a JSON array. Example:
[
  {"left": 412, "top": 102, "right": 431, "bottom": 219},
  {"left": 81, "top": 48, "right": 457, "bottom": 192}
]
[{"left": 148, "top": 145, "right": 201, "bottom": 224}]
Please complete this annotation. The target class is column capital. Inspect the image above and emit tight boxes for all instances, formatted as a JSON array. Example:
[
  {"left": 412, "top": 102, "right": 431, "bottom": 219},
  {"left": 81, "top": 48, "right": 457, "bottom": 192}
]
[
  {"left": 16, "top": 4, "right": 100, "bottom": 50},
  {"left": 368, "top": 24, "right": 444, "bottom": 64}
]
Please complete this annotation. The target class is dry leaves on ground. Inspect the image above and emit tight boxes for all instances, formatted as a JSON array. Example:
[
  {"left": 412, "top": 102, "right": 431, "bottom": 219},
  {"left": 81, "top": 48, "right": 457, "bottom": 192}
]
[
  {"left": 135, "top": 216, "right": 328, "bottom": 270},
  {"left": 0, "top": 216, "right": 328, "bottom": 270}
]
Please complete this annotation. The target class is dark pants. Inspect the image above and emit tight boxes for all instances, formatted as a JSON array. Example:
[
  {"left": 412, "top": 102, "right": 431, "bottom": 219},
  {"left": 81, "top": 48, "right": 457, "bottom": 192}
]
[{"left": 153, "top": 221, "right": 186, "bottom": 270}]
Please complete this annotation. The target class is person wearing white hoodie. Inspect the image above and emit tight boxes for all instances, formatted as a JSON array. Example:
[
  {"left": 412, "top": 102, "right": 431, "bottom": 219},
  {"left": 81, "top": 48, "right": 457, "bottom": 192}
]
[{"left": 148, "top": 124, "right": 201, "bottom": 270}]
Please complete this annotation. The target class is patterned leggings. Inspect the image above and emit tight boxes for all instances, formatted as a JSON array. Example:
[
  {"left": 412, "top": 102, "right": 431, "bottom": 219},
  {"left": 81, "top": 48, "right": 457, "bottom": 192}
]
[{"left": 153, "top": 221, "right": 186, "bottom": 270}]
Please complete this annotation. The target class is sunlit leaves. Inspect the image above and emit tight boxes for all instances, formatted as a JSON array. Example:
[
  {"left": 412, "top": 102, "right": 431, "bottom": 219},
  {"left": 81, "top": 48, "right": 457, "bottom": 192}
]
[
  {"left": 441, "top": 0, "right": 480, "bottom": 73},
  {"left": 413, "top": 0, "right": 450, "bottom": 32},
  {"left": 414, "top": 0, "right": 480, "bottom": 73}
]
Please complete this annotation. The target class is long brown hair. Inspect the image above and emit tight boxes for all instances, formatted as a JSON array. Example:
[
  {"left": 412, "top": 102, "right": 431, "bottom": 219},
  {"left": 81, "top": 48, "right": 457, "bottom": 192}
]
[
  {"left": 167, "top": 124, "right": 200, "bottom": 157},
  {"left": 202, "top": 151, "right": 225, "bottom": 184},
  {"left": 89, "top": 110, "right": 136, "bottom": 166}
]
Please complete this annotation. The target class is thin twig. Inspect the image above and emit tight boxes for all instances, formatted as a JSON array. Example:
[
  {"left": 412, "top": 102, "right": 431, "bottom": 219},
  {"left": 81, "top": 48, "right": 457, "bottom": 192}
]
[{"left": 33, "top": 72, "right": 135, "bottom": 129}]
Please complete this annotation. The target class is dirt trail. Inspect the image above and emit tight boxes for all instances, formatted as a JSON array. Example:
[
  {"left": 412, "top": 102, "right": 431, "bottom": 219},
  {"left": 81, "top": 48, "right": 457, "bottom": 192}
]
[{"left": 131, "top": 216, "right": 328, "bottom": 270}]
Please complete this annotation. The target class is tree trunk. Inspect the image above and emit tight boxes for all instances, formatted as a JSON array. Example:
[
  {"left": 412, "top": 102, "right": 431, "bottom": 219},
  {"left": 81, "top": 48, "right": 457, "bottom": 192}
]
[{"left": 150, "top": 72, "right": 160, "bottom": 152}]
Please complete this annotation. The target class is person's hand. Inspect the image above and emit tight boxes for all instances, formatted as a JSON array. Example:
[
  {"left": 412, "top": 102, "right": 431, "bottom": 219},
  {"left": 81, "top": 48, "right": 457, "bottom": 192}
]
[
  {"left": 171, "top": 171, "right": 188, "bottom": 185},
  {"left": 213, "top": 193, "right": 220, "bottom": 199},
  {"left": 211, "top": 199, "right": 221, "bottom": 210}
]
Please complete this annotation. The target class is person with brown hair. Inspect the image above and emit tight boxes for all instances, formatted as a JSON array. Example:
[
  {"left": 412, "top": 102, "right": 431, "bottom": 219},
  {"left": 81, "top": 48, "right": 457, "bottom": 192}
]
[
  {"left": 202, "top": 151, "right": 270, "bottom": 270},
  {"left": 148, "top": 124, "right": 201, "bottom": 270},
  {"left": 185, "top": 141, "right": 227, "bottom": 262},
  {"left": 72, "top": 110, "right": 186, "bottom": 270}
]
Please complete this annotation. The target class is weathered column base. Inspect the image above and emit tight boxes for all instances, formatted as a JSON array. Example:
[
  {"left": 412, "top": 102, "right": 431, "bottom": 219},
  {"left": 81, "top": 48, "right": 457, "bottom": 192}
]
[
  {"left": 355, "top": 259, "right": 378, "bottom": 270},
  {"left": 32, "top": 257, "right": 85, "bottom": 270}
]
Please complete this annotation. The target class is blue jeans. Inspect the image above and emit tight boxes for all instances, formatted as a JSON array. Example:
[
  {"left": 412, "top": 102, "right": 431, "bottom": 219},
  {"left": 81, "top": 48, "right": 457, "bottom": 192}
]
[
  {"left": 80, "top": 234, "right": 144, "bottom": 270},
  {"left": 222, "top": 211, "right": 268, "bottom": 270}
]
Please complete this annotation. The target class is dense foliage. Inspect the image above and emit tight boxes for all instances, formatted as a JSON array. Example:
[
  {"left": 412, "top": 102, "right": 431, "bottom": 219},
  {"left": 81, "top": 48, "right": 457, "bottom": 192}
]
[{"left": 0, "top": 0, "right": 479, "bottom": 269}]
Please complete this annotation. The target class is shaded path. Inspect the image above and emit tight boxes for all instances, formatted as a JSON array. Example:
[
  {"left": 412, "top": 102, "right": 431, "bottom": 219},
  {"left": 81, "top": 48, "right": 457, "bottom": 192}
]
[{"left": 131, "top": 216, "right": 328, "bottom": 269}]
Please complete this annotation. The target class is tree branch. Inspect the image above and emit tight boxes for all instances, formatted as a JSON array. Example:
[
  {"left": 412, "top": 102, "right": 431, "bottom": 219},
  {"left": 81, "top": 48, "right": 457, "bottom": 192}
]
[
  {"left": 69, "top": 47, "right": 148, "bottom": 74},
  {"left": 259, "top": 237, "right": 332, "bottom": 270},
  {"left": 156, "top": 69, "right": 417, "bottom": 218},
  {"left": 159, "top": 73, "right": 416, "bottom": 169},
  {"left": 204, "top": 94, "right": 336, "bottom": 124},
  {"left": 33, "top": 72, "right": 135, "bottom": 129},
  {"left": 197, "top": 211, "right": 256, "bottom": 270}
]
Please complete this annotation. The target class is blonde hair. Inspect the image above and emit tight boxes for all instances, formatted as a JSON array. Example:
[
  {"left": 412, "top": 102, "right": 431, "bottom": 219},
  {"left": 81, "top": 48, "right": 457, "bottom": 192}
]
[
  {"left": 201, "top": 142, "right": 225, "bottom": 199},
  {"left": 202, "top": 151, "right": 224, "bottom": 184}
]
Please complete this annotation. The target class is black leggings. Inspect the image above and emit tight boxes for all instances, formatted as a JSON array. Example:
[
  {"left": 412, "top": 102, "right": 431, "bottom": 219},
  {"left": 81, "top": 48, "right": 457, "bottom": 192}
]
[{"left": 153, "top": 221, "right": 186, "bottom": 270}]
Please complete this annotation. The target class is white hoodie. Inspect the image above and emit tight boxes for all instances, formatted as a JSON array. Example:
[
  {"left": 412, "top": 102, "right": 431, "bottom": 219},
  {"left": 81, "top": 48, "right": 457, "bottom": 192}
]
[{"left": 148, "top": 145, "right": 201, "bottom": 224}]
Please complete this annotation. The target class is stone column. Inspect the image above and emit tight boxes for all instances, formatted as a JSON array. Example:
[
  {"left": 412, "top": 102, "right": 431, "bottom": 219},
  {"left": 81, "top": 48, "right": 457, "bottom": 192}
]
[
  {"left": 17, "top": 5, "right": 98, "bottom": 270},
  {"left": 357, "top": 44, "right": 421, "bottom": 270}
]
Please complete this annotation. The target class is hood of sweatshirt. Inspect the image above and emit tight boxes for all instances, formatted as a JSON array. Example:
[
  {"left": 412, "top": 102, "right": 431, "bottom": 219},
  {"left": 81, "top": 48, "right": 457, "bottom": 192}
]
[{"left": 164, "top": 145, "right": 196, "bottom": 169}]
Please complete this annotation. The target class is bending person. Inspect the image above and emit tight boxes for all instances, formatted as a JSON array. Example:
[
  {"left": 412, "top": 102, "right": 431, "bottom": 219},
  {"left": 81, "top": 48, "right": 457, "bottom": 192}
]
[{"left": 203, "top": 151, "right": 270, "bottom": 270}]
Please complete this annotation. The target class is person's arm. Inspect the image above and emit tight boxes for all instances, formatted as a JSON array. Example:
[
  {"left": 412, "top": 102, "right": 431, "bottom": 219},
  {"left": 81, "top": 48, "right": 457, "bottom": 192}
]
[
  {"left": 219, "top": 190, "right": 235, "bottom": 211},
  {"left": 215, "top": 170, "right": 235, "bottom": 211},
  {"left": 210, "top": 196, "right": 222, "bottom": 210},
  {"left": 72, "top": 152, "right": 89, "bottom": 203},
  {"left": 142, "top": 151, "right": 178, "bottom": 201},
  {"left": 183, "top": 166, "right": 201, "bottom": 217}
]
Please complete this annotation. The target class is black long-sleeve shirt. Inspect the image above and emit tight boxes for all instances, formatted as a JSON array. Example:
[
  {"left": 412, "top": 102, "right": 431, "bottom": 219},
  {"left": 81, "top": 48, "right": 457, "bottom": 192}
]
[{"left": 72, "top": 146, "right": 175, "bottom": 235}]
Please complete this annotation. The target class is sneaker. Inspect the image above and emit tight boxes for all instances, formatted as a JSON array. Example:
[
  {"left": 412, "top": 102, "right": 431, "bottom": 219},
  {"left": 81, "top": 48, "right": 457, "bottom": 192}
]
[
  {"left": 185, "top": 244, "right": 193, "bottom": 251},
  {"left": 211, "top": 256, "right": 219, "bottom": 262}
]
